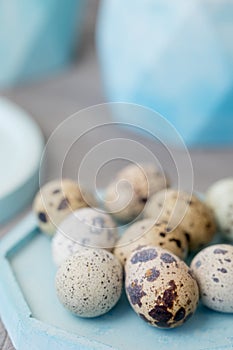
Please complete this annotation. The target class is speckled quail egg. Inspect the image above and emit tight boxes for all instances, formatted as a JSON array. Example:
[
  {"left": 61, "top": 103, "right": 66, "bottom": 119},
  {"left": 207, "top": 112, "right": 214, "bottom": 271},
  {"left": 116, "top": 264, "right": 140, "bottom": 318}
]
[
  {"left": 114, "top": 219, "right": 188, "bottom": 265},
  {"left": 144, "top": 189, "right": 216, "bottom": 251},
  {"left": 52, "top": 207, "right": 118, "bottom": 266},
  {"left": 55, "top": 248, "right": 123, "bottom": 317},
  {"left": 104, "top": 163, "right": 168, "bottom": 223},
  {"left": 191, "top": 244, "right": 233, "bottom": 313},
  {"left": 205, "top": 178, "right": 233, "bottom": 241},
  {"left": 125, "top": 246, "right": 199, "bottom": 328},
  {"left": 33, "top": 179, "right": 89, "bottom": 235}
]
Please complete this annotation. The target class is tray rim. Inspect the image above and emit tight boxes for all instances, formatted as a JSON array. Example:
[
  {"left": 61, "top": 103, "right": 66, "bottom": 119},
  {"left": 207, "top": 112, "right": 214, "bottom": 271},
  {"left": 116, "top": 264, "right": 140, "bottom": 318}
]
[
  {"left": 1, "top": 213, "right": 233, "bottom": 350},
  {"left": 0, "top": 213, "right": 112, "bottom": 350}
]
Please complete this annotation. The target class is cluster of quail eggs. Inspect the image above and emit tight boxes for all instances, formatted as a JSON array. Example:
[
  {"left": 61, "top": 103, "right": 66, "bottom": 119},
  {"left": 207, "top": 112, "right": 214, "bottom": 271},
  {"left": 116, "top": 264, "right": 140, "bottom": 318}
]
[{"left": 33, "top": 165, "right": 233, "bottom": 328}]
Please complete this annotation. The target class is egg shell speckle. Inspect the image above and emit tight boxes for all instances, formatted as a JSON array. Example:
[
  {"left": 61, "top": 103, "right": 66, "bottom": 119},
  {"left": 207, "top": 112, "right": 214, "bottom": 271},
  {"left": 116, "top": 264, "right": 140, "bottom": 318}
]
[
  {"left": 144, "top": 189, "right": 216, "bottom": 251},
  {"left": 114, "top": 219, "right": 188, "bottom": 265},
  {"left": 191, "top": 244, "right": 233, "bottom": 313},
  {"left": 125, "top": 246, "right": 199, "bottom": 328},
  {"left": 33, "top": 179, "right": 89, "bottom": 235},
  {"left": 52, "top": 208, "right": 118, "bottom": 266},
  {"left": 55, "top": 248, "right": 123, "bottom": 317},
  {"left": 205, "top": 178, "right": 233, "bottom": 241},
  {"left": 104, "top": 163, "right": 168, "bottom": 222}
]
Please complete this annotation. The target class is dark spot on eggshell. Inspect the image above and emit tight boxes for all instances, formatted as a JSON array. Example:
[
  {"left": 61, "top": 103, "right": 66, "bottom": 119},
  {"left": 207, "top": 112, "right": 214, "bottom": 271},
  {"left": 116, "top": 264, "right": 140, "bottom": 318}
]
[
  {"left": 217, "top": 268, "right": 227, "bottom": 273},
  {"left": 126, "top": 280, "right": 146, "bottom": 307},
  {"left": 131, "top": 248, "right": 158, "bottom": 264},
  {"left": 156, "top": 280, "right": 177, "bottom": 309},
  {"left": 184, "top": 232, "right": 190, "bottom": 243},
  {"left": 160, "top": 232, "right": 166, "bottom": 237},
  {"left": 161, "top": 253, "right": 176, "bottom": 264},
  {"left": 58, "top": 198, "right": 70, "bottom": 210},
  {"left": 174, "top": 307, "right": 186, "bottom": 322},
  {"left": 212, "top": 277, "right": 219, "bottom": 283},
  {"left": 168, "top": 279, "right": 177, "bottom": 290},
  {"left": 195, "top": 260, "right": 202, "bottom": 268},
  {"left": 148, "top": 305, "right": 173, "bottom": 327},
  {"left": 38, "top": 212, "right": 47, "bottom": 223},
  {"left": 91, "top": 217, "right": 105, "bottom": 234},
  {"left": 213, "top": 248, "right": 228, "bottom": 255},
  {"left": 206, "top": 222, "right": 212, "bottom": 229},
  {"left": 52, "top": 189, "right": 60, "bottom": 194},
  {"left": 145, "top": 267, "right": 160, "bottom": 282},
  {"left": 224, "top": 258, "right": 231, "bottom": 263},
  {"left": 162, "top": 282, "right": 177, "bottom": 308},
  {"left": 140, "top": 197, "right": 148, "bottom": 204},
  {"left": 169, "top": 238, "right": 182, "bottom": 249}
]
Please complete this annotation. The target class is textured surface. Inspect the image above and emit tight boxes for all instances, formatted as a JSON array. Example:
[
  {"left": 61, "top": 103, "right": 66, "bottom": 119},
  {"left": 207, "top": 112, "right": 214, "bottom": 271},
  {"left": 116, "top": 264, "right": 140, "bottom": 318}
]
[
  {"left": 206, "top": 178, "right": 233, "bottom": 240},
  {"left": 191, "top": 244, "right": 233, "bottom": 312},
  {"left": 0, "top": 319, "right": 14, "bottom": 350},
  {"left": 104, "top": 163, "right": 168, "bottom": 222},
  {"left": 0, "top": 0, "right": 233, "bottom": 347},
  {"left": 125, "top": 246, "right": 199, "bottom": 328},
  {"left": 114, "top": 219, "right": 188, "bottom": 264},
  {"left": 56, "top": 248, "right": 123, "bottom": 317},
  {"left": 52, "top": 208, "right": 118, "bottom": 266},
  {"left": 1, "top": 60, "right": 233, "bottom": 350},
  {"left": 143, "top": 189, "right": 216, "bottom": 251},
  {"left": 0, "top": 218, "right": 233, "bottom": 349},
  {"left": 33, "top": 179, "right": 88, "bottom": 235}
]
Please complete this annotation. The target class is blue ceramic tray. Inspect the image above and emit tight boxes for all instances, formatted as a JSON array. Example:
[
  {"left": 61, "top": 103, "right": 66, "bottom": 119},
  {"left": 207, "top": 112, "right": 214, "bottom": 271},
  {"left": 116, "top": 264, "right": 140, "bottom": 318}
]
[{"left": 0, "top": 213, "right": 233, "bottom": 350}]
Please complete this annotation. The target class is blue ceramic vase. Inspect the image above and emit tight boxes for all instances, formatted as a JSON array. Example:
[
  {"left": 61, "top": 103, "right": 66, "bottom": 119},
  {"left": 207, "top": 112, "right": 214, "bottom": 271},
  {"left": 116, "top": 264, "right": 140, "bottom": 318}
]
[
  {"left": 0, "top": 0, "right": 85, "bottom": 88},
  {"left": 97, "top": 0, "right": 233, "bottom": 146}
]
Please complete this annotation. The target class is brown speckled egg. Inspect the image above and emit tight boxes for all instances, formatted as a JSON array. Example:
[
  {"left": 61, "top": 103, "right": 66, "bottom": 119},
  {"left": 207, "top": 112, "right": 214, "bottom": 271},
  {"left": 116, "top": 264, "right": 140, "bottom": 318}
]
[
  {"left": 33, "top": 179, "right": 89, "bottom": 235},
  {"left": 205, "top": 178, "right": 233, "bottom": 241},
  {"left": 114, "top": 219, "right": 188, "bottom": 265},
  {"left": 104, "top": 163, "right": 168, "bottom": 223},
  {"left": 191, "top": 244, "right": 233, "bottom": 313},
  {"left": 144, "top": 189, "right": 216, "bottom": 251},
  {"left": 55, "top": 248, "right": 123, "bottom": 317},
  {"left": 125, "top": 246, "right": 199, "bottom": 328}
]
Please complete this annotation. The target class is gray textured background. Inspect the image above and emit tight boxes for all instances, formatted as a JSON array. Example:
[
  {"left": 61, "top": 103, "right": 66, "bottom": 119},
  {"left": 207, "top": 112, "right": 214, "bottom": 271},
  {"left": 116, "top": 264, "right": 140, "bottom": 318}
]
[{"left": 0, "top": 1, "right": 233, "bottom": 348}]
